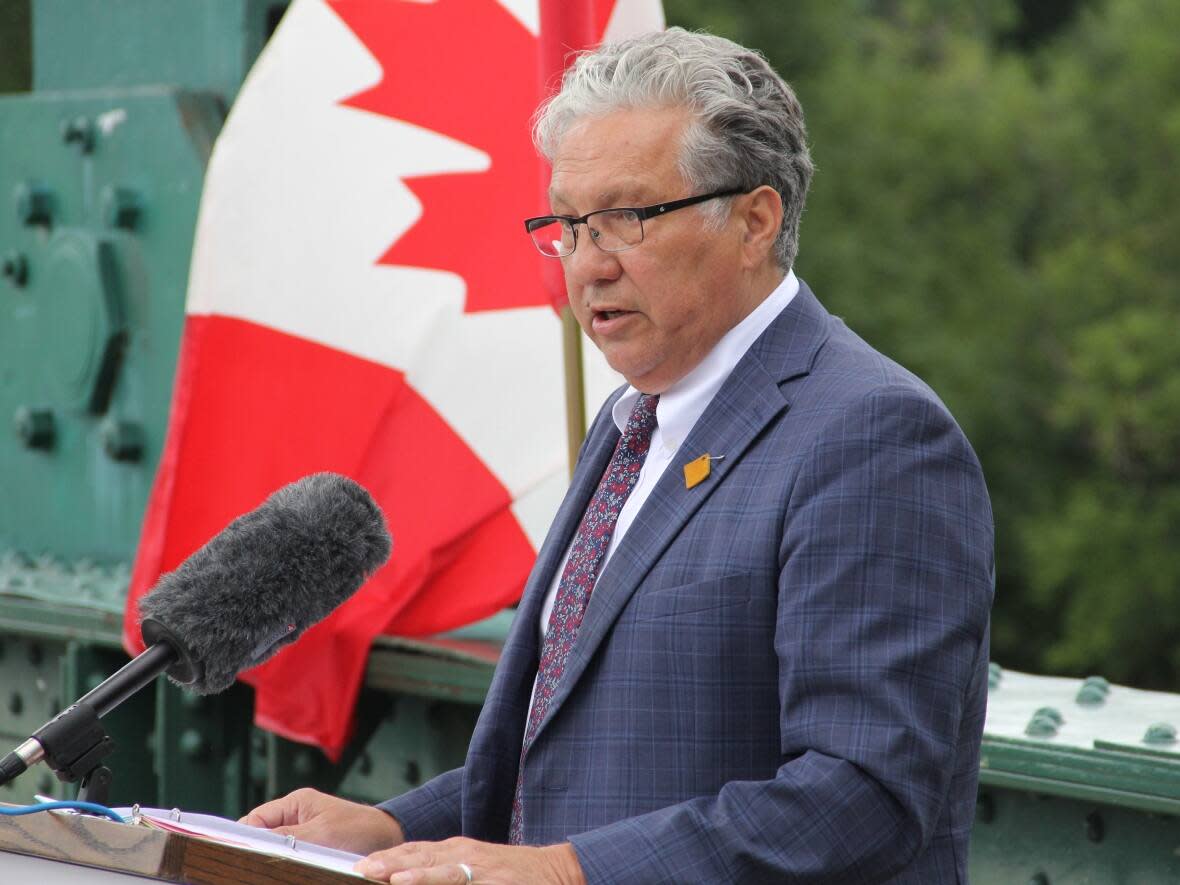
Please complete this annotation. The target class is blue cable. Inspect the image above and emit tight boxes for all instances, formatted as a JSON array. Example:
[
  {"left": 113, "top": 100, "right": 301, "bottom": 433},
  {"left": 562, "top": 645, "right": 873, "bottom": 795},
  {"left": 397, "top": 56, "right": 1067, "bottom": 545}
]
[{"left": 0, "top": 801, "right": 126, "bottom": 824}]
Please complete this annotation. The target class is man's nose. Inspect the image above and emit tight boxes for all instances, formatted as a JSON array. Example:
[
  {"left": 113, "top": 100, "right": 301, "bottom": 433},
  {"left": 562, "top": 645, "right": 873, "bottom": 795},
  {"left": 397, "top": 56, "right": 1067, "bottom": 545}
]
[{"left": 563, "top": 234, "right": 623, "bottom": 286}]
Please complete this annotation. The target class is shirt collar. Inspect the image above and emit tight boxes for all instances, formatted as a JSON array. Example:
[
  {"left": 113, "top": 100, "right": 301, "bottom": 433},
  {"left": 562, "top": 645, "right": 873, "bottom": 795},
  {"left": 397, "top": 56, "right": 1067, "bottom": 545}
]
[{"left": 612, "top": 269, "right": 800, "bottom": 447}]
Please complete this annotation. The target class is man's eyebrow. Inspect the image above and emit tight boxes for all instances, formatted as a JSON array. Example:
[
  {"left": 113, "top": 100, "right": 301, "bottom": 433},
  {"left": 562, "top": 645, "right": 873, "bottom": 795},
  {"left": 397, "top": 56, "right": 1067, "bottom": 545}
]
[
  {"left": 547, "top": 185, "right": 647, "bottom": 216},
  {"left": 593, "top": 187, "right": 622, "bottom": 206},
  {"left": 597, "top": 184, "right": 651, "bottom": 207},
  {"left": 546, "top": 189, "right": 575, "bottom": 215}
]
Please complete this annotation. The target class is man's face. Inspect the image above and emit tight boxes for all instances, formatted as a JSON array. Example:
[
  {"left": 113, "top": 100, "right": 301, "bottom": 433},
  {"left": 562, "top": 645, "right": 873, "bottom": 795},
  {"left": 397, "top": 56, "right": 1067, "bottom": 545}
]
[{"left": 549, "top": 107, "right": 753, "bottom": 393}]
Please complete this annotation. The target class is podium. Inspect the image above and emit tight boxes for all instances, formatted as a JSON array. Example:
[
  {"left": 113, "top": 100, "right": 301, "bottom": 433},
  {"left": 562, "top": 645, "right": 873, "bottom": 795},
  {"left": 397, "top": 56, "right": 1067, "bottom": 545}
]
[{"left": 0, "top": 807, "right": 362, "bottom": 883}]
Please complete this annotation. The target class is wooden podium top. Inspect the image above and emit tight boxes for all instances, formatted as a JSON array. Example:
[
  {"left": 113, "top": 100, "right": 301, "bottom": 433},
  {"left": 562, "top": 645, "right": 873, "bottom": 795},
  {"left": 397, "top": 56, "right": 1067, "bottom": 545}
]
[{"left": 0, "top": 807, "right": 366, "bottom": 884}]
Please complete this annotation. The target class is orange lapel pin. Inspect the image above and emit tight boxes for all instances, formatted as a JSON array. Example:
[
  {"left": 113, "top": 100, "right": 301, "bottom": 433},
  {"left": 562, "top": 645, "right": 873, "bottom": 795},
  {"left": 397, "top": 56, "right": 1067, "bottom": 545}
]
[{"left": 684, "top": 454, "right": 724, "bottom": 489}]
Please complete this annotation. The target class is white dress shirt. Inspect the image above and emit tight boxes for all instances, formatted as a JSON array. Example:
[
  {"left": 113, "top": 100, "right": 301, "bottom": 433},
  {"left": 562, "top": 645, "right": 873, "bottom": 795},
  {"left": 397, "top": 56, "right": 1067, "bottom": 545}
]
[{"left": 537, "top": 270, "right": 800, "bottom": 643}]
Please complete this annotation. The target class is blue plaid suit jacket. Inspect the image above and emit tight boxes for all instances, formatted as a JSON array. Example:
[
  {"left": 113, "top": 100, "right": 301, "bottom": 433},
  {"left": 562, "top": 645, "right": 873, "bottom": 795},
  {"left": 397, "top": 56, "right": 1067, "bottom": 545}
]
[{"left": 381, "top": 282, "right": 995, "bottom": 883}]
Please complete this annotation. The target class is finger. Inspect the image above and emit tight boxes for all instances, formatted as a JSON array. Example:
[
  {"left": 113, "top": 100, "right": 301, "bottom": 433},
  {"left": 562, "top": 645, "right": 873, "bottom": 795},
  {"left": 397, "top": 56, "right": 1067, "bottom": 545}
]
[
  {"left": 239, "top": 797, "right": 294, "bottom": 828},
  {"left": 354, "top": 843, "right": 438, "bottom": 881},
  {"left": 386, "top": 864, "right": 472, "bottom": 885}
]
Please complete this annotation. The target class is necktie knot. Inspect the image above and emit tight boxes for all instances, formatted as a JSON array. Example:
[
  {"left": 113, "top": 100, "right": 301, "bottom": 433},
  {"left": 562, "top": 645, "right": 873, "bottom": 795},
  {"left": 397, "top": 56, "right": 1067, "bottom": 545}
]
[{"left": 620, "top": 393, "right": 659, "bottom": 458}]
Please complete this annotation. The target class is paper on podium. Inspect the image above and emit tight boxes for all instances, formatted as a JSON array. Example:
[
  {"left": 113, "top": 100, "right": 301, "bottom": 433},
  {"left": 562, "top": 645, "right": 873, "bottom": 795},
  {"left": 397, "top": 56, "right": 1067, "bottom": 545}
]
[{"left": 112, "top": 805, "right": 366, "bottom": 877}]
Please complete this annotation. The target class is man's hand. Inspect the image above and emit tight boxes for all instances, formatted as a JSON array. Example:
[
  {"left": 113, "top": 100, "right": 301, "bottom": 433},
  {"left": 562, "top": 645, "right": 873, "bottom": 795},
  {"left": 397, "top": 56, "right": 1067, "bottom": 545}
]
[
  {"left": 354, "top": 837, "right": 585, "bottom": 885},
  {"left": 241, "top": 787, "right": 404, "bottom": 856}
]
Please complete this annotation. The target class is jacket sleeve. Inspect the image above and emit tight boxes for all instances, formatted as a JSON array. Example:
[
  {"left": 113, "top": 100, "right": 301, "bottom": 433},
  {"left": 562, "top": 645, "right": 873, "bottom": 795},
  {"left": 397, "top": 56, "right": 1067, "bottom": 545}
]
[
  {"left": 568, "top": 386, "right": 995, "bottom": 883},
  {"left": 377, "top": 767, "right": 464, "bottom": 843}
]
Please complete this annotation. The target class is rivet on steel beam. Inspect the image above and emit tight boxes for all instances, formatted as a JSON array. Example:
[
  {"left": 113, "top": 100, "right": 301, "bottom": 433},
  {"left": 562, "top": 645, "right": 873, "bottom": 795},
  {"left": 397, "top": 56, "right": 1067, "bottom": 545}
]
[
  {"left": 358, "top": 753, "right": 373, "bottom": 777},
  {"left": 293, "top": 750, "right": 317, "bottom": 778},
  {"left": 101, "top": 186, "right": 141, "bottom": 231},
  {"left": 1, "top": 251, "right": 28, "bottom": 287},
  {"left": 14, "top": 181, "right": 53, "bottom": 226},
  {"left": 1035, "top": 706, "right": 1064, "bottom": 726},
  {"left": 1084, "top": 811, "right": 1104, "bottom": 843},
  {"left": 1028, "top": 874, "right": 1049, "bottom": 885},
  {"left": 179, "top": 729, "right": 210, "bottom": 761},
  {"left": 180, "top": 691, "right": 207, "bottom": 712},
  {"left": 1025, "top": 707, "right": 1063, "bottom": 737},
  {"left": 8, "top": 692, "right": 22, "bottom": 715},
  {"left": 1143, "top": 722, "right": 1177, "bottom": 745},
  {"left": 101, "top": 418, "right": 144, "bottom": 462},
  {"left": 61, "top": 116, "right": 95, "bottom": 153},
  {"left": 1075, "top": 675, "right": 1111, "bottom": 707},
  {"left": 14, "top": 406, "right": 55, "bottom": 450},
  {"left": 987, "top": 661, "right": 1002, "bottom": 690}
]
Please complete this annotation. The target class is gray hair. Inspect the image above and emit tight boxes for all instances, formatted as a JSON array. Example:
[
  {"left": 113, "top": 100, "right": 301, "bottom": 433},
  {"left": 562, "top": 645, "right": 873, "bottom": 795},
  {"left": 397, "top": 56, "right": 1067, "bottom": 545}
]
[{"left": 534, "top": 27, "right": 814, "bottom": 271}]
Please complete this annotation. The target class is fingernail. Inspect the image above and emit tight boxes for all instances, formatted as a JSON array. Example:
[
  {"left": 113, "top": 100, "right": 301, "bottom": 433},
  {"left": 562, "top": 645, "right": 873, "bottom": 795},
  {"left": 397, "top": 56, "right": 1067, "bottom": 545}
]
[{"left": 389, "top": 874, "right": 412, "bottom": 884}]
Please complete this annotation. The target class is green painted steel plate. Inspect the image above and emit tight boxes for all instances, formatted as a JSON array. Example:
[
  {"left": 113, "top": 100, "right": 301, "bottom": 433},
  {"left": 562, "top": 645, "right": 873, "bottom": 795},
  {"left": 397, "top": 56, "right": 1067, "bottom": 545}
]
[{"left": 982, "top": 667, "right": 1180, "bottom": 812}]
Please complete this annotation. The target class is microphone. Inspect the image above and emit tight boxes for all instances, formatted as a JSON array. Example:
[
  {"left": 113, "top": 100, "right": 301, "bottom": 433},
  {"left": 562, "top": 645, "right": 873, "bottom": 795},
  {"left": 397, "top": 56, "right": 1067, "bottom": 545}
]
[{"left": 0, "top": 472, "right": 391, "bottom": 789}]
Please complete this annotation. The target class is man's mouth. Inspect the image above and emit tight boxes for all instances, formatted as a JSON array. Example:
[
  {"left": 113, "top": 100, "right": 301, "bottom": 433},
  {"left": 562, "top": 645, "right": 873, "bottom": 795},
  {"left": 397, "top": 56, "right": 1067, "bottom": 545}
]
[
  {"left": 589, "top": 306, "right": 637, "bottom": 333},
  {"left": 590, "top": 309, "right": 634, "bottom": 334}
]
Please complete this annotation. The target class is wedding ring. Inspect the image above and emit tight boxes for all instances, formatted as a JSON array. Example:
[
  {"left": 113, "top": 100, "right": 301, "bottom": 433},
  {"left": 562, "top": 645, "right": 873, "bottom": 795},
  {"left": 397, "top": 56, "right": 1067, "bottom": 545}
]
[{"left": 457, "top": 862, "right": 474, "bottom": 883}]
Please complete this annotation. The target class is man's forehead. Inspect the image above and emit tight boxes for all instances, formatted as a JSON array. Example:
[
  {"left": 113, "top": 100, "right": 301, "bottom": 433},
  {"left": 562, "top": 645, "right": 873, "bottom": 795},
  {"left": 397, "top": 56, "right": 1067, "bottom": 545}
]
[
  {"left": 547, "top": 107, "right": 690, "bottom": 210},
  {"left": 546, "top": 154, "right": 679, "bottom": 211}
]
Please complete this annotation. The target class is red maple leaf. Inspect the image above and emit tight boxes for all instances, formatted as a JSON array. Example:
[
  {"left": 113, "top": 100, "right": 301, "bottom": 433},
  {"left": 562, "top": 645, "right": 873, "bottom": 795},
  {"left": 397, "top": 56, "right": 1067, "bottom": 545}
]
[{"left": 330, "top": 0, "right": 554, "bottom": 313}]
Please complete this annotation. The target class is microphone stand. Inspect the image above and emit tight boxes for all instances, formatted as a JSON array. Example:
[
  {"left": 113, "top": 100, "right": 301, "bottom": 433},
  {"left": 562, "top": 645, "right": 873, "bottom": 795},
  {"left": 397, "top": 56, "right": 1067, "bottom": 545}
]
[{"left": 1, "top": 643, "right": 179, "bottom": 805}]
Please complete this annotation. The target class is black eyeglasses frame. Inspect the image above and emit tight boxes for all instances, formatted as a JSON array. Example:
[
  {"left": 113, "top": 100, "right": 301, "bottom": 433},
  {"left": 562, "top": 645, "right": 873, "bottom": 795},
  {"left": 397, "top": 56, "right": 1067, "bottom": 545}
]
[{"left": 523, "top": 187, "right": 749, "bottom": 257}]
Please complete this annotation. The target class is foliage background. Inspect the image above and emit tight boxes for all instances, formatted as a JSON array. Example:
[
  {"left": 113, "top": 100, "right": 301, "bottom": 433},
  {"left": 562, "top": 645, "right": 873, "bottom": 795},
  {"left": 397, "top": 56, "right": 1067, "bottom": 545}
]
[
  {"left": 3, "top": 0, "right": 1176, "bottom": 688},
  {"left": 665, "top": 0, "right": 1180, "bottom": 689}
]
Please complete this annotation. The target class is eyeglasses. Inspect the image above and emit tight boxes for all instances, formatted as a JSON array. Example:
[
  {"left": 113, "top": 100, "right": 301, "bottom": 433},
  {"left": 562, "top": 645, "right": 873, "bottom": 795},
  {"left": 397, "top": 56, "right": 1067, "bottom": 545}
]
[{"left": 523, "top": 188, "right": 746, "bottom": 258}]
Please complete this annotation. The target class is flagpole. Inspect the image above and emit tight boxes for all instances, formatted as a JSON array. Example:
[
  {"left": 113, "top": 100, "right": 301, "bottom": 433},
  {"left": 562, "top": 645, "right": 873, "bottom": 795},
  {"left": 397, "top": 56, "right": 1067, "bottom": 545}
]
[
  {"left": 560, "top": 308, "right": 586, "bottom": 477},
  {"left": 539, "top": 0, "right": 597, "bottom": 478}
]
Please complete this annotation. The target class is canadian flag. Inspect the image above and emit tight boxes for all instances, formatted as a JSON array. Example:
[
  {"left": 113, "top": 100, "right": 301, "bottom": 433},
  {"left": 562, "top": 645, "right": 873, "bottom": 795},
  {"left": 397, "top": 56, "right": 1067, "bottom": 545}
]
[{"left": 122, "top": 0, "right": 664, "bottom": 759}]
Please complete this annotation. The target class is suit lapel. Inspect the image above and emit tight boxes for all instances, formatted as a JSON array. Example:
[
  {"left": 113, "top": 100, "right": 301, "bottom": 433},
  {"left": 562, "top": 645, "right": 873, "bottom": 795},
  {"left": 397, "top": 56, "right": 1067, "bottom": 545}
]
[{"left": 528, "top": 282, "right": 834, "bottom": 743}]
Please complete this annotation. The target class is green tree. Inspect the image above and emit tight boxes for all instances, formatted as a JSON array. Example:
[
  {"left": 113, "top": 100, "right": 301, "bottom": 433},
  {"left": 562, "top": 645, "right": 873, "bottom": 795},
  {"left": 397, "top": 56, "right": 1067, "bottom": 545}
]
[
  {"left": 1017, "top": 0, "right": 1180, "bottom": 685},
  {"left": 664, "top": 0, "right": 1180, "bottom": 688}
]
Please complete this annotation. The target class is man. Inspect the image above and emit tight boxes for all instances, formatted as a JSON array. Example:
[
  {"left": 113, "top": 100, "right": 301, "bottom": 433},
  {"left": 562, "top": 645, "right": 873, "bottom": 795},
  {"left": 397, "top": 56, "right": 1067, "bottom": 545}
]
[{"left": 245, "top": 28, "right": 994, "bottom": 884}]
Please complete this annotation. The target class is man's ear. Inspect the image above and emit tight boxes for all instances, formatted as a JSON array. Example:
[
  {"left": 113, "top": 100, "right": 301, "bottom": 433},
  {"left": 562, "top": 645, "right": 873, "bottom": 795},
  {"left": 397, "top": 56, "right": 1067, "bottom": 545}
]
[{"left": 738, "top": 185, "right": 784, "bottom": 268}]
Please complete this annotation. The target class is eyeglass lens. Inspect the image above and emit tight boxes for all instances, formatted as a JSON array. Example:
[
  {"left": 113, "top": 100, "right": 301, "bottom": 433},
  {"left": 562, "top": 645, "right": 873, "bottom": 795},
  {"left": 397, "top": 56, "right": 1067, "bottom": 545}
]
[{"left": 529, "top": 209, "right": 643, "bottom": 257}]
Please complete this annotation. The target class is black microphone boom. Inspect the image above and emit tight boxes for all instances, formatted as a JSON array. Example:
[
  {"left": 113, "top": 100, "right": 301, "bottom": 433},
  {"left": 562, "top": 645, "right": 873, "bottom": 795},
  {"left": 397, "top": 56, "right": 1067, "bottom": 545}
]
[
  {"left": 0, "top": 644, "right": 177, "bottom": 788},
  {"left": 0, "top": 472, "right": 391, "bottom": 790}
]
